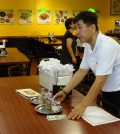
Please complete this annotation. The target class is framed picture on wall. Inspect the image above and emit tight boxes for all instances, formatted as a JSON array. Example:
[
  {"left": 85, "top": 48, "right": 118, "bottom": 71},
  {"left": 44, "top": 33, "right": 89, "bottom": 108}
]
[
  {"left": 54, "top": 10, "right": 68, "bottom": 24},
  {"left": 0, "top": 9, "right": 14, "bottom": 24},
  {"left": 110, "top": 0, "right": 120, "bottom": 15},
  {"left": 37, "top": 10, "right": 51, "bottom": 24},
  {"left": 18, "top": 9, "right": 33, "bottom": 24}
]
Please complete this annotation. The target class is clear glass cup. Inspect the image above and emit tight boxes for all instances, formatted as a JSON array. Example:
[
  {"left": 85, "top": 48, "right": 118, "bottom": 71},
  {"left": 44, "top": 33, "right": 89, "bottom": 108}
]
[
  {"left": 45, "top": 98, "right": 51, "bottom": 110},
  {"left": 51, "top": 101, "right": 60, "bottom": 112},
  {"left": 39, "top": 88, "right": 46, "bottom": 104}
]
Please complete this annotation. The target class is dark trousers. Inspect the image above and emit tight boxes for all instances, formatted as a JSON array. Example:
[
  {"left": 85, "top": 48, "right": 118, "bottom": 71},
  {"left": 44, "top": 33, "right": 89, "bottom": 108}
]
[{"left": 102, "top": 90, "right": 120, "bottom": 117}]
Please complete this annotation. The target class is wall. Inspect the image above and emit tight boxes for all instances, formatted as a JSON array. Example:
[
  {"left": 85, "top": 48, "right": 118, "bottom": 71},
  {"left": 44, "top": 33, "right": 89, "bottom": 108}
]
[{"left": 0, "top": 0, "right": 119, "bottom": 36}]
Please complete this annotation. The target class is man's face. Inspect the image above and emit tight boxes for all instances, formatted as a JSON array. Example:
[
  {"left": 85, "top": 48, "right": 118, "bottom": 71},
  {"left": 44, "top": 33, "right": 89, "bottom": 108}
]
[{"left": 75, "top": 20, "right": 94, "bottom": 43}]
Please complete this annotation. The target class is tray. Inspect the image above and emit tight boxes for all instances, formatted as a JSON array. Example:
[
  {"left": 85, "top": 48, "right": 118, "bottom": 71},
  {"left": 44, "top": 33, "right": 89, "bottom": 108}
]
[
  {"left": 0, "top": 54, "right": 8, "bottom": 57},
  {"left": 30, "top": 96, "right": 41, "bottom": 105},
  {"left": 35, "top": 104, "right": 62, "bottom": 115}
]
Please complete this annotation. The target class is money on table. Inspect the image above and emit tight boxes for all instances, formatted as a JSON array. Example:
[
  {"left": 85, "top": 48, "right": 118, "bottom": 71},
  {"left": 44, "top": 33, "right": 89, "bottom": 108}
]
[{"left": 47, "top": 114, "right": 67, "bottom": 121}]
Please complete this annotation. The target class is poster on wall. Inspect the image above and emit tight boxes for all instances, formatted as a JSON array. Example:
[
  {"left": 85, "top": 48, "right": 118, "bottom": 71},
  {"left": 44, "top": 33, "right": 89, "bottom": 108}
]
[
  {"left": 37, "top": 10, "right": 50, "bottom": 24},
  {"left": 0, "top": 9, "right": 14, "bottom": 24},
  {"left": 71, "top": 10, "right": 81, "bottom": 18},
  {"left": 18, "top": 9, "right": 33, "bottom": 24},
  {"left": 110, "top": 0, "right": 120, "bottom": 15},
  {"left": 54, "top": 10, "right": 68, "bottom": 24}
]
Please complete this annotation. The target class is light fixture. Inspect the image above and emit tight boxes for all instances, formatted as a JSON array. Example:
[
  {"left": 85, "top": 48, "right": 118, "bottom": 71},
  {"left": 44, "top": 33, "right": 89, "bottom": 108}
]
[
  {"left": 88, "top": 8, "right": 96, "bottom": 12},
  {"left": 39, "top": 0, "right": 47, "bottom": 13},
  {"left": 88, "top": 0, "right": 96, "bottom": 13},
  {"left": 39, "top": 7, "right": 47, "bottom": 13}
]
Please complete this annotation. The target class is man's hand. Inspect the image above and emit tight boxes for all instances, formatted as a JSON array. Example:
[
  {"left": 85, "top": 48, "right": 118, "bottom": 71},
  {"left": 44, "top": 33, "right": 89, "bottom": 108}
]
[
  {"left": 53, "top": 90, "right": 67, "bottom": 102},
  {"left": 68, "top": 103, "right": 86, "bottom": 119}
]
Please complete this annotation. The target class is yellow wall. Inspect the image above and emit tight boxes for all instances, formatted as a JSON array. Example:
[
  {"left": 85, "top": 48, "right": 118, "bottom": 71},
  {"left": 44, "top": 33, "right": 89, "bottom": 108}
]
[{"left": 0, "top": 0, "right": 120, "bottom": 36}]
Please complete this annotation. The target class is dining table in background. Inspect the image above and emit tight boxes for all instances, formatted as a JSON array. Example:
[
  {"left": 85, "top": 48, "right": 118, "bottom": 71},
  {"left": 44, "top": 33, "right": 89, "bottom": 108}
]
[
  {"left": 0, "top": 39, "right": 8, "bottom": 43},
  {"left": 38, "top": 38, "right": 62, "bottom": 46},
  {"left": 0, "top": 47, "right": 30, "bottom": 76},
  {"left": 52, "top": 43, "right": 84, "bottom": 60},
  {"left": 0, "top": 47, "right": 29, "bottom": 65},
  {"left": 43, "top": 39, "right": 62, "bottom": 46},
  {"left": 0, "top": 75, "right": 120, "bottom": 134}
]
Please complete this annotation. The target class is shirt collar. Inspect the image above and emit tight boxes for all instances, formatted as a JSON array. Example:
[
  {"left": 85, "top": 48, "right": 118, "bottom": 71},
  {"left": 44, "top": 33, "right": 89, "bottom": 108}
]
[{"left": 89, "top": 32, "right": 102, "bottom": 53}]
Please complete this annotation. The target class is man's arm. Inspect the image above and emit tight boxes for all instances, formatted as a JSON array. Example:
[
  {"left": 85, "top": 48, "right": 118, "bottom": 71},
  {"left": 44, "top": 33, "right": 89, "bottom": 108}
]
[
  {"left": 54, "top": 68, "right": 89, "bottom": 102},
  {"left": 68, "top": 75, "right": 107, "bottom": 119},
  {"left": 63, "top": 68, "right": 90, "bottom": 94}
]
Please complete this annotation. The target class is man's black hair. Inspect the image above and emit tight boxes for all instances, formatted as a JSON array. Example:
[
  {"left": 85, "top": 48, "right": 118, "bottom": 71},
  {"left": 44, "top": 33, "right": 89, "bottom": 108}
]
[{"left": 73, "top": 11, "right": 99, "bottom": 31}]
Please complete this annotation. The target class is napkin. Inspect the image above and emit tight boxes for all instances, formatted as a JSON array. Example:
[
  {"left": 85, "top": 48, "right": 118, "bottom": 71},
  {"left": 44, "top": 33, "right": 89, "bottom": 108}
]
[{"left": 82, "top": 106, "right": 120, "bottom": 126}]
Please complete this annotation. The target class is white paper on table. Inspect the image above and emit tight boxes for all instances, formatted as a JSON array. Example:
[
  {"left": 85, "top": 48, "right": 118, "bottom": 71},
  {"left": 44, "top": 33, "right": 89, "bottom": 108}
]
[{"left": 81, "top": 106, "right": 120, "bottom": 126}]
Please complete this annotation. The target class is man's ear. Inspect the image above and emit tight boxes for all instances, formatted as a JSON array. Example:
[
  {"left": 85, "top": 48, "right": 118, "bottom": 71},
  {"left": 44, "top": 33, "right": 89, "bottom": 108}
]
[{"left": 90, "top": 24, "right": 96, "bottom": 33}]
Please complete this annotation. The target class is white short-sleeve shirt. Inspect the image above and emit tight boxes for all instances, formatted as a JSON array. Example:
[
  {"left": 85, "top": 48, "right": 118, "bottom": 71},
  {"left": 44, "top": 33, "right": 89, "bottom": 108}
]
[{"left": 80, "top": 32, "right": 120, "bottom": 92}]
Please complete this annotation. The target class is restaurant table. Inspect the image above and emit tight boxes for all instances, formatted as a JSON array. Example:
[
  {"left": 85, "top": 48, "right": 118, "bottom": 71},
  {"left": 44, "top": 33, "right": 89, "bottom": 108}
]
[
  {"left": 0, "top": 39, "right": 8, "bottom": 43},
  {"left": 0, "top": 48, "right": 30, "bottom": 76},
  {"left": 53, "top": 45, "right": 83, "bottom": 59},
  {"left": 43, "top": 40, "right": 62, "bottom": 46},
  {"left": 0, "top": 75, "right": 120, "bottom": 134},
  {"left": 0, "top": 48, "right": 29, "bottom": 65},
  {"left": 38, "top": 38, "right": 62, "bottom": 46}
]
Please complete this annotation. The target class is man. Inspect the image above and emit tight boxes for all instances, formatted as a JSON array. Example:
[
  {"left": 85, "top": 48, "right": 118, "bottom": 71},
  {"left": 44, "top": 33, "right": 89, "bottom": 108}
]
[{"left": 55, "top": 11, "right": 120, "bottom": 119}]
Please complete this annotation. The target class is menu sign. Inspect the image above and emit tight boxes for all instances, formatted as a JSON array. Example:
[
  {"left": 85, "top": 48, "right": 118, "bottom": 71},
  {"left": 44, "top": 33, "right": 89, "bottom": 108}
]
[
  {"left": 18, "top": 9, "right": 33, "bottom": 24},
  {"left": 0, "top": 9, "right": 14, "bottom": 24},
  {"left": 54, "top": 10, "right": 68, "bottom": 24},
  {"left": 37, "top": 10, "right": 50, "bottom": 24}
]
